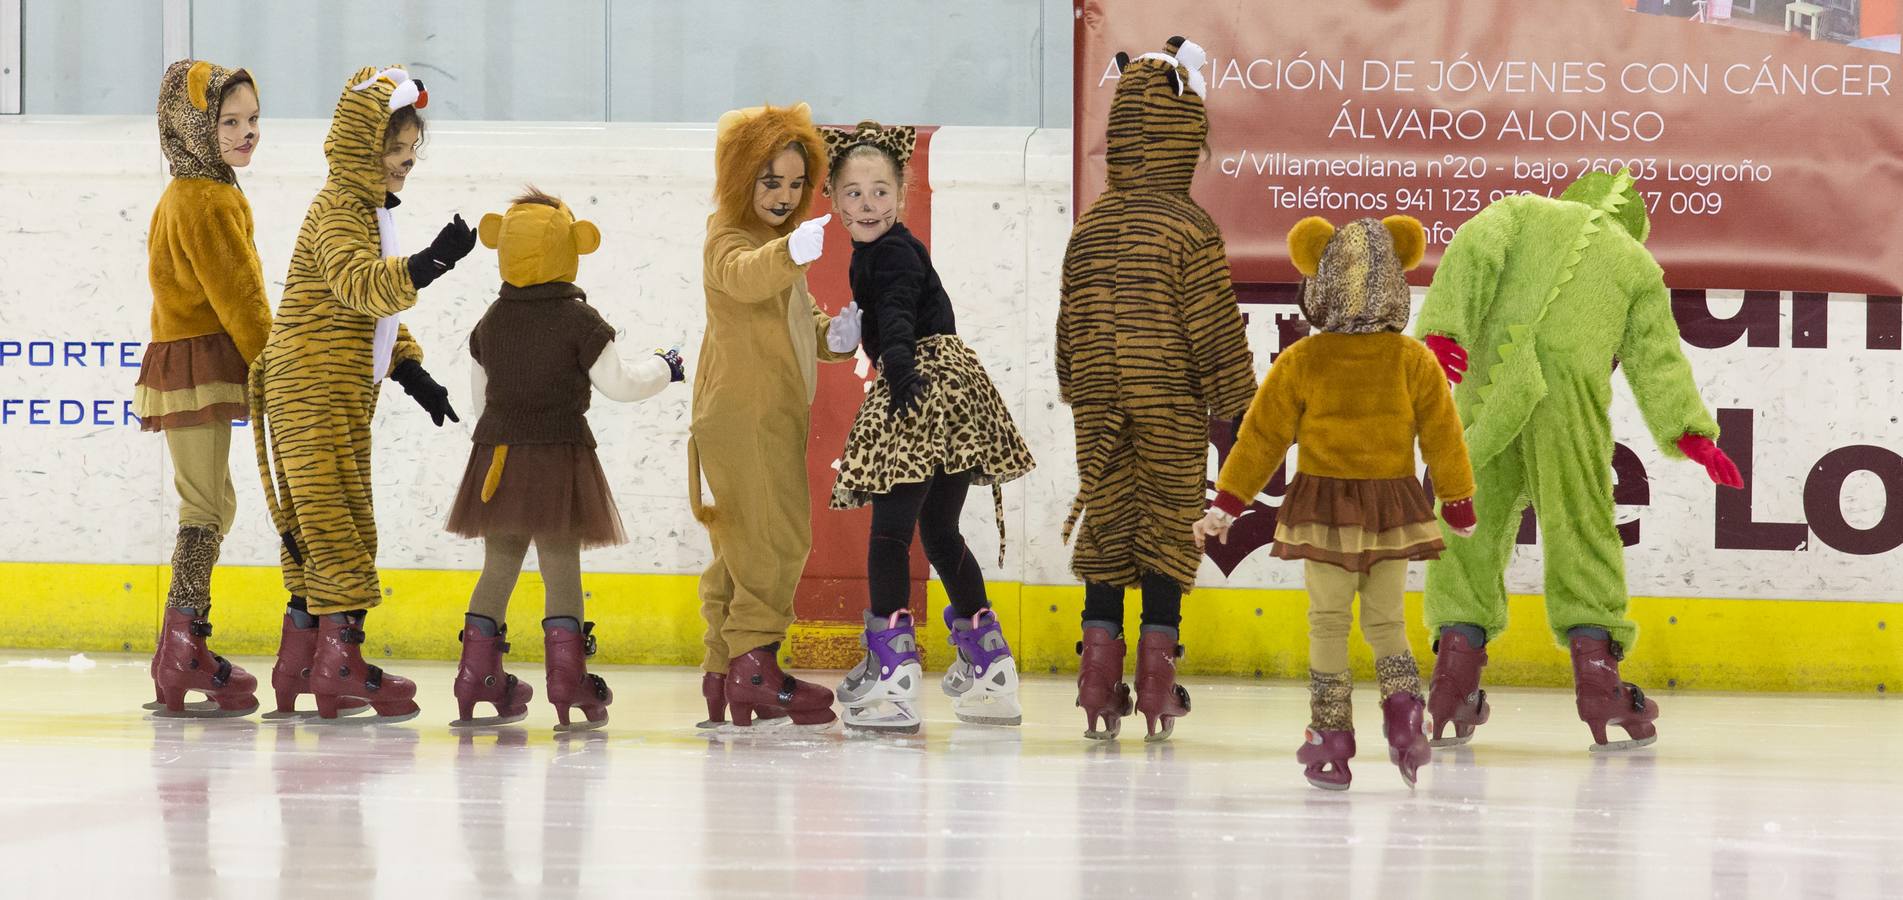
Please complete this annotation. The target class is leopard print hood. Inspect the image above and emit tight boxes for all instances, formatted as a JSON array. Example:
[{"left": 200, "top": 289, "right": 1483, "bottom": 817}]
[{"left": 156, "top": 59, "right": 253, "bottom": 185}]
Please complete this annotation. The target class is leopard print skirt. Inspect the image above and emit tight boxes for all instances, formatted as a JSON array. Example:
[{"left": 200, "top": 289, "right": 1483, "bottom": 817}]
[{"left": 830, "top": 335, "right": 1035, "bottom": 562}]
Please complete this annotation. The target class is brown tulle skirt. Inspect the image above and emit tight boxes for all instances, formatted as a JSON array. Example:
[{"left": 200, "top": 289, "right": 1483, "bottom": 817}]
[
  {"left": 1271, "top": 473, "right": 1445, "bottom": 572},
  {"left": 446, "top": 442, "right": 626, "bottom": 548}
]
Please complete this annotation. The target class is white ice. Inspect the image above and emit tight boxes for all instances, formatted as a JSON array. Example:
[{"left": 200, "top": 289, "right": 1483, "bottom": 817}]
[{"left": 0, "top": 651, "right": 1898, "bottom": 899}]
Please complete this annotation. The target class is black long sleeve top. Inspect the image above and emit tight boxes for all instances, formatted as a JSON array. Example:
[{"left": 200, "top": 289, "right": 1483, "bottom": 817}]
[{"left": 849, "top": 222, "right": 957, "bottom": 388}]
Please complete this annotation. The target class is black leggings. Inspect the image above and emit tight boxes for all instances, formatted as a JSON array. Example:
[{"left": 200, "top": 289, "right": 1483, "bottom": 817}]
[
  {"left": 1081, "top": 573, "right": 1183, "bottom": 632},
  {"left": 868, "top": 469, "right": 988, "bottom": 619}
]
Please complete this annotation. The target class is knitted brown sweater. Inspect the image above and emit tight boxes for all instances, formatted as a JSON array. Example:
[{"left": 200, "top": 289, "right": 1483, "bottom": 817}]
[{"left": 469, "top": 282, "right": 616, "bottom": 447}]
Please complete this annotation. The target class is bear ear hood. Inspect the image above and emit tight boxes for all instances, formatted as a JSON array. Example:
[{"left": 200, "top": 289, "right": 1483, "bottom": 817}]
[
  {"left": 713, "top": 103, "right": 827, "bottom": 235},
  {"left": 157, "top": 58, "right": 255, "bottom": 185},
  {"left": 325, "top": 65, "right": 427, "bottom": 207},
  {"left": 1560, "top": 169, "right": 1649, "bottom": 244},
  {"left": 1104, "top": 36, "right": 1209, "bottom": 193},
  {"left": 1295, "top": 216, "right": 1419, "bottom": 335},
  {"left": 482, "top": 191, "right": 598, "bottom": 289}
]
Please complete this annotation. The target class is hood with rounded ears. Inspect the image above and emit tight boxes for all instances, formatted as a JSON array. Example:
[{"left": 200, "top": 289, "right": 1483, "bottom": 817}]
[
  {"left": 712, "top": 103, "right": 827, "bottom": 236},
  {"left": 1104, "top": 36, "right": 1208, "bottom": 193},
  {"left": 1288, "top": 215, "right": 1426, "bottom": 335},
  {"left": 479, "top": 191, "right": 601, "bottom": 289},
  {"left": 324, "top": 65, "right": 428, "bottom": 208},
  {"left": 157, "top": 58, "right": 254, "bottom": 185}
]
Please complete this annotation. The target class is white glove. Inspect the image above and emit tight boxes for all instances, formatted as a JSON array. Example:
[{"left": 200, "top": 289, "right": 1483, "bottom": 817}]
[
  {"left": 826, "top": 302, "right": 863, "bottom": 353},
  {"left": 787, "top": 214, "right": 831, "bottom": 266}
]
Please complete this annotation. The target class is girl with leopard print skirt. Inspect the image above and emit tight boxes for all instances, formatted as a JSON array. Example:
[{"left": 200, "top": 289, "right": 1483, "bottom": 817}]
[{"left": 822, "top": 122, "right": 1035, "bottom": 734}]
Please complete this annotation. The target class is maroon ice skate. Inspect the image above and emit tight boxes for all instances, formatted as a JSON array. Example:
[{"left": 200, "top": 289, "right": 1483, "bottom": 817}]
[
  {"left": 1075, "top": 626, "right": 1132, "bottom": 740},
  {"left": 261, "top": 611, "right": 367, "bottom": 720},
  {"left": 1382, "top": 692, "right": 1432, "bottom": 787},
  {"left": 724, "top": 647, "right": 837, "bottom": 731},
  {"left": 450, "top": 616, "right": 533, "bottom": 728},
  {"left": 1427, "top": 629, "right": 1491, "bottom": 747},
  {"left": 1570, "top": 633, "right": 1660, "bottom": 752},
  {"left": 545, "top": 620, "right": 612, "bottom": 732},
  {"left": 150, "top": 608, "right": 258, "bottom": 719},
  {"left": 698, "top": 671, "right": 726, "bottom": 729},
  {"left": 1133, "top": 631, "right": 1189, "bottom": 742},
  {"left": 1298, "top": 728, "right": 1356, "bottom": 790},
  {"left": 309, "top": 612, "right": 420, "bottom": 725}
]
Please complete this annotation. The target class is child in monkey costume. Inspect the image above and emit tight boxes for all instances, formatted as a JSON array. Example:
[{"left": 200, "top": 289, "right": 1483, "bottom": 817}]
[
  {"left": 1196, "top": 216, "right": 1476, "bottom": 791},
  {"left": 139, "top": 58, "right": 268, "bottom": 718},
  {"left": 689, "top": 104, "right": 858, "bottom": 731},
  {"left": 445, "top": 187, "right": 686, "bottom": 732}
]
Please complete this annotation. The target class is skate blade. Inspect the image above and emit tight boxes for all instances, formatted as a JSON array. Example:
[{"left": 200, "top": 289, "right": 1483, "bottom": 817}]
[
  {"left": 1427, "top": 734, "right": 1473, "bottom": 748},
  {"left": 955, "top": 711, "right": 1022, "bottom": 727},
  {"left": 448, "top": 712, "right": 528, "bottom": 729},
  {"left": 261, "top": 704, "right": 370, "bottom": 721},
  {"left": 554, "top": 717, "right": 609, "bottom": 734},
  {"left": 695, "top": 718, "right": 726, "bottom": 730},
  {"left": 1306, "top": 777, "right": 1351, "bottom": 792},
  {"left": 150, "top": 700, "right": 259, "bottom": 720},
  {"left": 1143, "top": 719, "right": 1176, "bottom": 743},
  {"left": 307, "top": 708, "right": 419, "bottom": 727},
  {"left": 143, "top": 699, "right": 217, "bottom": 713},
  {"left": 1083, "top": 727, "right": 1120, "bottom": 741},
  {"left": 1588, "top": 734, "right": 1658, "bottom": 753},
  {"left": 845, "top": 720, "right": 922, "bottom": 735}
]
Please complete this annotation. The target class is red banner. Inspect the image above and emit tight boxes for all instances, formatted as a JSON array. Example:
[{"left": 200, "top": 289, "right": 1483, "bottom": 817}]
[{"left": 1074, "top": 0, "right": 1903, "bottom": 293}]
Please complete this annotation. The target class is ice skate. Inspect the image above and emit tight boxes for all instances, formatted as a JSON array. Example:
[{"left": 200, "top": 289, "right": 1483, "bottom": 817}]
[
  {"left": 449, "top": 616, "right": 533, "bottom": 728},
  {"left": 1428, "top": 627, "right": 1491, "bottom": 747},
  {"left": 725, "top": 645, "right": 838, "bottom": 732},
  {"left": 150, "top": 608, "right": 258, "bottom": 719},
  {"left": 1297, "top": 729, "right": 1356, "bottom": 791},
  {"left": 545, "top": 618, "right": 612, "bottom": 732},
  {"left": 259, "top": 609, "right": 368, "bottom": 720},
  {"left": 698, "top": 670, "right": 788, "bottom": 731},
  {"left": 1132, "top": 630, "right": 1188, "bottom": 741},
  {"left": 308, "top": 611, "right": 420, "bottom": 725},
  {"left": 1375, "top": 653, "right": 1431, "bottom": 787},
  {"left": 1075, "top": 624, "right": 1132, "bottom": 740},
  {"left": 838, "top": 610, "right": 924, "bottom": 734},
  {"left": 1381, "top": 692, "right": 1431, "bottom": 788},
  {"left": 1570, "top": 631, "right": 1660, "bottom": 752},
  {"left": 942, "top": 607, "right": 1022, "bottom": 726}
]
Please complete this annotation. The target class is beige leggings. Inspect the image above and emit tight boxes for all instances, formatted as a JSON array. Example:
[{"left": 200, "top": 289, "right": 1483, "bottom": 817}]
[
  {"left": 467, "top": 534, "right": 585, "bottom": 624},
  {"left": 1304, "top": 559, "right": 1410, "bottom": 673},
  {"left": 165, "top": 422, "right": 237, "bottom": 532}
]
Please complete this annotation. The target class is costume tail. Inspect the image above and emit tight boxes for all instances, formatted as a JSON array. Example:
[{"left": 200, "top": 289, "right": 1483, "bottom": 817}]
[
  {"left": 248, "top": 362, "right": 285, "bottom": 533},
  {"left": 480, "top": 445, "right": 509, "bottom": 502},
  {"left": 687, "top": 436, "right": 716, "bottom": 525}
]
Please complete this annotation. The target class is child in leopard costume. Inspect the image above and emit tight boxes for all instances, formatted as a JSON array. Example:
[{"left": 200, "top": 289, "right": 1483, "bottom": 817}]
[{"left": 823, "top": 122, "right": 1035, "bottom": 733}]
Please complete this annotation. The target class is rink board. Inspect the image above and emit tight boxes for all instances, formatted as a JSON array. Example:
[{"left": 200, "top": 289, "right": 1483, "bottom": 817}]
[{"left": 23, "top": 561, "right": 1896, "bottom": 693}]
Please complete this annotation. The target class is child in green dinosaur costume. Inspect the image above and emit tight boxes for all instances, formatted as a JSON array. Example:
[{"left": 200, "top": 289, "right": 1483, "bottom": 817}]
[{"left": 1415, "top": 169, "right": 1742, "bottom": 752}]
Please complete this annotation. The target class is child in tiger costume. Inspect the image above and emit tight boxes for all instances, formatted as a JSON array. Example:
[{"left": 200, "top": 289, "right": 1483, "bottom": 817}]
[
  {"left": 250, "top": 65, "right": 476, "bottom": 724},
  {"left": 1058, "top": 36, "right": 1257, "bottom": 742},
  {"left": 444, "top": 186, "right": 687, "bottom": 732},
  {"left": 138, "top": 58, "right": 268, "bottom": 718},
  {"left": 689, "top": 103, "right": 857, "bottom": 732}
]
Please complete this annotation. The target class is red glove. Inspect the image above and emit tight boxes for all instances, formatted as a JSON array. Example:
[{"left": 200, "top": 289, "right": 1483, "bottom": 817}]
[
  {"left": 1424, "top": 334, "right": 1469, "bottom": 384},
  {"left": 1677, "top": 433, "right": 1743, "bottom": 488},
  {"left": 1440, "top": 498, "right": 1476, "bottom": 536}
]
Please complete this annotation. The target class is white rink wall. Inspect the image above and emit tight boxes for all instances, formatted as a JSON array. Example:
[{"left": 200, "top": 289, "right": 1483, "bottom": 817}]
[{"left": 0, "top": 117, "right": 1896, "bottom": 603}]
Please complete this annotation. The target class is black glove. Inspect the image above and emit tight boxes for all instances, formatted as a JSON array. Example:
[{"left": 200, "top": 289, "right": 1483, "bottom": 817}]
[
  {"left": 389, "top": 358, "right": 460, "bottom": 426},
  {"left": 887, "top": 372, "right": 928, "bottom": 418},
  {"left": 655, "top": 348, "right": 686, "bottom": 383},
  {"left": 405, "top": 214, "right": 478, "bottom": 290}
]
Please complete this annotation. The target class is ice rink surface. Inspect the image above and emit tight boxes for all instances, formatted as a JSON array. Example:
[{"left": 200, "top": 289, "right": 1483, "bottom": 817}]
[{"left": 1, "top": 651, "right": 1897, "bottom": 899}]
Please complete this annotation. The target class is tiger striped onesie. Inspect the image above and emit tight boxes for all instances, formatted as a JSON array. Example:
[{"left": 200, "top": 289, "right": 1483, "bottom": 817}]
[
  {"left": 251, "top": 67, "right": 425, "bottom": 614},
  {"left": 1058, "top": 46, "right": 1257, "bottom": 592}
]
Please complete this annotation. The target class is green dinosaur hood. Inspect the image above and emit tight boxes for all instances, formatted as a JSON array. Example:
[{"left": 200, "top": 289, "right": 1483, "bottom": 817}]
[{"left": 1559, "top": 169, "right": 1648, "bottom": 244}]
